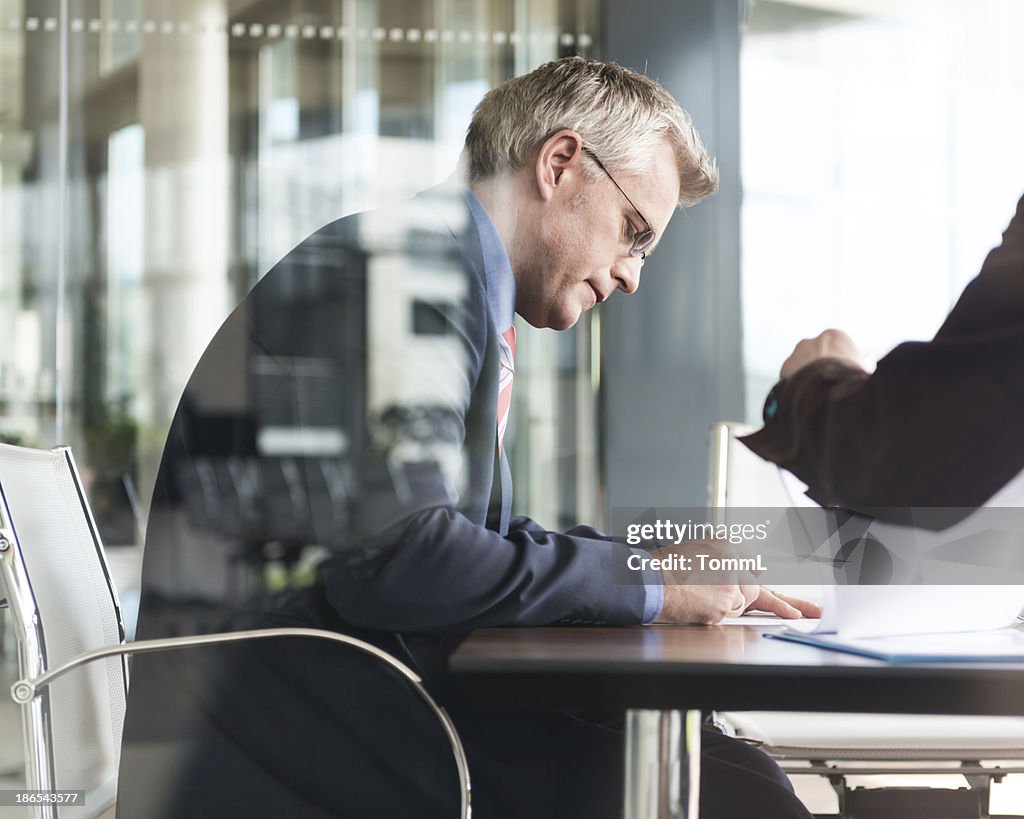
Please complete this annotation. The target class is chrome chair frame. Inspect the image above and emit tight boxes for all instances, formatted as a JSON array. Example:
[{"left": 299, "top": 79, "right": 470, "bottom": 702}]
[{"left": 0, "top": 445, "right": 471, "bottom": 819}]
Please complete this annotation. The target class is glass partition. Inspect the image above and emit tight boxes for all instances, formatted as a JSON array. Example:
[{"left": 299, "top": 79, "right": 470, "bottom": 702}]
[{"left": 0, "top": 0, "right": 603, "bottom": 556}]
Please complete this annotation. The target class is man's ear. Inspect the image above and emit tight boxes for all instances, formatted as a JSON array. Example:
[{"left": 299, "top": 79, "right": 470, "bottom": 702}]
[{"left": 534, "top": 129, "right": 584, "bottom": 203}]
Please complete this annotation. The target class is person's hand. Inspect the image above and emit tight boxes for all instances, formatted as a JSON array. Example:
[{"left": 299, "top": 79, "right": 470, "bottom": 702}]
[
  {"left": 655, "top": 583, "right": 822, "bottom": 624},
  {"left": 651, "top": 541, "right": 823, "bottom": 624},
  {"left": 780, "top": 329, "right": 866, "bottom": 380},
  {"left": 654, "top": 580, "right": 758, "bottom": 624},
  {"left": 648, "top": 539, "right": 747, "bottom": 624},
  {"left": 745, "top": 587, "right": 822, "bottom": 619}
]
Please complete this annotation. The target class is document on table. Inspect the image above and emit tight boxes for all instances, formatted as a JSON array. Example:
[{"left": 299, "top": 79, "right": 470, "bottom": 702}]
[{"left": 766, "top": 585, "right": 1024, "bottom": 662}]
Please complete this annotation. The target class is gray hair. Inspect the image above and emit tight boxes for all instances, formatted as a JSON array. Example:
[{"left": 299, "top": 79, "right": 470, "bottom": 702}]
[{"left": 461, "top": 56, "right": 718, "bottom": 207}]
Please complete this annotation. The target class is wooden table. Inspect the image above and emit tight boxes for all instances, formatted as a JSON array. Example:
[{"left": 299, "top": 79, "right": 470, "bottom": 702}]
[{"left": 450, "top": 622, "right": 1024, "bottom": 817}]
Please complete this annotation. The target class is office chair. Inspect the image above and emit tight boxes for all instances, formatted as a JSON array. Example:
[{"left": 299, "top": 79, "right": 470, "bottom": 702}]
[
  {"left": 0, "top": 442, "right": 471, "bottom": 818},
  {"left": 710, "top": 422, "right": 1024, "bottom": 819}
]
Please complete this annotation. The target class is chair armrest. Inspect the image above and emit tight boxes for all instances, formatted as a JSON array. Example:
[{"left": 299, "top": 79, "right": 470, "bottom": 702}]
[{"left": 11, "top": 626, "right": 471, "bottom": 818}]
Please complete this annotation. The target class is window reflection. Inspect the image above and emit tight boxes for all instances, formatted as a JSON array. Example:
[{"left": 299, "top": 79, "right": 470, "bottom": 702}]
[{"left": 0, "top": 1, "right": 602, "bottom": 589}]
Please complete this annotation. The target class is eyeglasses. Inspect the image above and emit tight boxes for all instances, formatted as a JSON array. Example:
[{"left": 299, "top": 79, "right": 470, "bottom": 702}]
[{"left": 581, "top": 146, "right": 656, "bottom": 260}]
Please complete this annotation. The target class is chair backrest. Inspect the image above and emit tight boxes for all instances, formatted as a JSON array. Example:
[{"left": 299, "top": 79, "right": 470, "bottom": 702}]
[
  {"left": 0, "top": 443, "right": 127, "bottom": 818},
  {"left": 709, "top": 422, "right": 829, "bottom": 599},
  {"left": 708, "top": 422, "right": 816, "bottom": 514}
]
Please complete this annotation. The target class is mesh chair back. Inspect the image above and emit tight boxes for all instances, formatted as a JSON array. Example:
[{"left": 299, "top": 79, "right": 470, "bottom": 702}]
[{"left": 0, "top": 443, "right": 127, "bottom": 817}]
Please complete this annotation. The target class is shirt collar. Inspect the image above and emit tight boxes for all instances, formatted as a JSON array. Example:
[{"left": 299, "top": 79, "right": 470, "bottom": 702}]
[{"left": 463, "top": 187, "right": 516, "bottom": 334}]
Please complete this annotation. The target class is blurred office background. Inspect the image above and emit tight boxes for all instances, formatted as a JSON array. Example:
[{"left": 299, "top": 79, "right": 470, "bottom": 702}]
[
  {"left": 2, "top": 0, "right": 1024, "bottom": 812},
  {"left": 0, "top": 0, "right": 609, "bottom": 563},
  {"left": 741, "top": 0, "right": 1024, "bottom": 420}
]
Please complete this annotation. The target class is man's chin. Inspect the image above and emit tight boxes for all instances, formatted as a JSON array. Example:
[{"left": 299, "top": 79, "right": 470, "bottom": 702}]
[
  {"left": 519, "top": 302, "right": 583, "bottom": 331},
  {"left": 547, "top": 302, "right": 586, "bottom": 331},
  {"left": 546, "top": 312, "right": 580, "bottom": 331}
]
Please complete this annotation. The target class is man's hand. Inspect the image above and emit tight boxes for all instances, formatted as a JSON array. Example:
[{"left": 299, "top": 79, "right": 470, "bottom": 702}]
[
  {"left": 654, "top": 581, "right": 758, "bottom": 625},
  {"left": 650, "top": 541, "right": 822, "bottom": 624},
  {"left": 746, "top": 587, "right": 822, "bottom": 619},
  {"left": 780, "top": 329, "right": 866, "bottom": 380},
  {"left": 655, "top": 583, "right": 821, "bottom": 624}
]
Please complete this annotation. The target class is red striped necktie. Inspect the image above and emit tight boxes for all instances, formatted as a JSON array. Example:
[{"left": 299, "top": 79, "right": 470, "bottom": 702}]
[{"left": 497, "top": 326, "right": 516, "bottom": 453}]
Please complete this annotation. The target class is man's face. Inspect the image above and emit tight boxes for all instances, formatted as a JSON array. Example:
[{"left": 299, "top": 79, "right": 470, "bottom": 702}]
[{"left": 515, "top": 136, "right": 681, "bottom": 330}]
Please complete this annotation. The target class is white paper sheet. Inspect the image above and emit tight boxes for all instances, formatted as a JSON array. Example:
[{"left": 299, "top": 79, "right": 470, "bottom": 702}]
[{"left": 801, "top": 585, "right": 1024, "bottom": 638}]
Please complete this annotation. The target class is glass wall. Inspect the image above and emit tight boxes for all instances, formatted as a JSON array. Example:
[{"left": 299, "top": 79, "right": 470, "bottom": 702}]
[
  {"left": 741, "top": 0, "right": 1024, "bottom": 420},
  {"left": 0, "top": 0, "right": 603, "bottom": 556}
]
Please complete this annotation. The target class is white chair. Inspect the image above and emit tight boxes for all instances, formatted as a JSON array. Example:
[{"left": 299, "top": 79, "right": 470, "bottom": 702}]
[
  {"left": 0, "top": 442, "right": 471, "bottom": 818},
  {"left": 710, "top": 422, "right": 1024, "bottom": 819}
]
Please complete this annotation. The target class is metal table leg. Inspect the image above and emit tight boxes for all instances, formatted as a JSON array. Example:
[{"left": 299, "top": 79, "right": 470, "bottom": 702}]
[{"left": 624, "top": 709, "right": 701, "bottom": 818}]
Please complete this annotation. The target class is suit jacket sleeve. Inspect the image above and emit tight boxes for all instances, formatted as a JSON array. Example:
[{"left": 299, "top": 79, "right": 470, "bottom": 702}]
[
  {"left": 742, "top": 193, "right": 1024, "bottom": 509},
  {"left": 322, "top": 511, "right": 646, "bottom": 634}
]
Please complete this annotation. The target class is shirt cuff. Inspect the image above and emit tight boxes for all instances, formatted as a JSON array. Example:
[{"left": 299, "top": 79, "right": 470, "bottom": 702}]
[
  {"left": 642, "top": 582, "right": 664, "bottom": 624},
  {"left": 630, "top": 547, "right": 664, "bottom": 623}
]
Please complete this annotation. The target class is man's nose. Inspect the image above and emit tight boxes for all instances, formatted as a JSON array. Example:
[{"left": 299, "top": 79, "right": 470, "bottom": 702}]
[{"left": 612, "top": 256, "right": 642, "bottom": 295}]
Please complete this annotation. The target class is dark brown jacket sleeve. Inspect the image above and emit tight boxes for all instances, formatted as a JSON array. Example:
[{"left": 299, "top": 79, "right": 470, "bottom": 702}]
[{"left": 742, "top": 193, "right": 1024, "bottom": 510}]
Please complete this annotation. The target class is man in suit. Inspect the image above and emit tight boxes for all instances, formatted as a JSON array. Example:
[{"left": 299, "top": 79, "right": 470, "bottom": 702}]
[
  {"left": 120, "top": 57, "right": 817, "bottom": 818},
  {"left": 744, "top": 192, "right": 1024, "bottom": 511}
]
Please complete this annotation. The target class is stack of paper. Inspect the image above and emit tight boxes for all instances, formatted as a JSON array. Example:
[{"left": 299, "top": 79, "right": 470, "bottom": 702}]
[{"left": 768, "top": 585, "right": 1024, "bottom": 662}]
